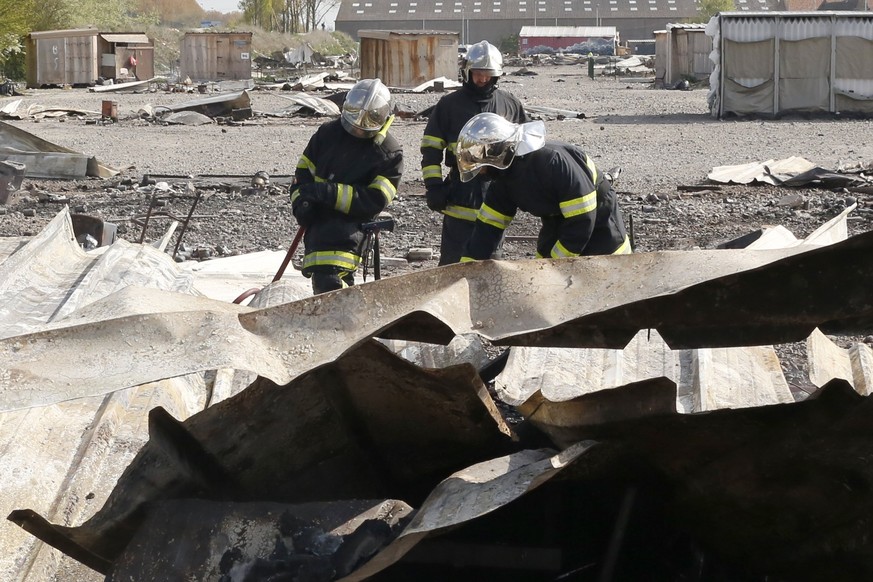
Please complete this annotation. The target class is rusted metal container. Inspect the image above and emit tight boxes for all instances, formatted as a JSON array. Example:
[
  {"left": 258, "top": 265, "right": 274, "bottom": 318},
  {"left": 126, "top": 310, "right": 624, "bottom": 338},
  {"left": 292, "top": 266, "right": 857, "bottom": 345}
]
[
  {"left": 179, "top": 32, "right": 253, "bottom": 82},
  {"left": 25, "top": 29, "right": 154, "bottom": 88},
  {"left": 359, "top": 30, "right": 459, "bottom": 89},
  {"left": 101, "top": 100, "right": 118, "bottom": 121}
]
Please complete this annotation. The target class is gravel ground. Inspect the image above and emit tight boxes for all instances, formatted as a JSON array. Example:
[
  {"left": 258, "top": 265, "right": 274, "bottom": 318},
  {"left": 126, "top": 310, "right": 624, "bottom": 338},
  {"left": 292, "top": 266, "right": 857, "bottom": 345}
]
[{"left": 2, "top": 65, "right": 873, "bottom": 390}]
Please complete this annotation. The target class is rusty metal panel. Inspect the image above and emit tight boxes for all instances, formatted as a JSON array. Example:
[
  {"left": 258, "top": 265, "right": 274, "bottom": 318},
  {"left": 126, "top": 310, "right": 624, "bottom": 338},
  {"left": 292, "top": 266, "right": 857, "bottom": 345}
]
[
  {"left": 360, "top": 30, "right": 458, "bottom": 88},
  {"left": 179, "top": 32, "right": 252, "bottom": 82}
]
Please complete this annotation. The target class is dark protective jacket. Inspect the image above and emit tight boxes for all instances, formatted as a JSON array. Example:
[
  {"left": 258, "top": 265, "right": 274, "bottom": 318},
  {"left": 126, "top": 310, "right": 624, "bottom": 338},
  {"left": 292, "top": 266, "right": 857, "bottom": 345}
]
[
  {"left": 461, "top": 141, "right": 630, "bottom": 261},
  {"left": 420, "top": 82, "right": 527, "bottom": 222},
  {"left": 293, "top": 119, "right": 403, "bottom": 274}
]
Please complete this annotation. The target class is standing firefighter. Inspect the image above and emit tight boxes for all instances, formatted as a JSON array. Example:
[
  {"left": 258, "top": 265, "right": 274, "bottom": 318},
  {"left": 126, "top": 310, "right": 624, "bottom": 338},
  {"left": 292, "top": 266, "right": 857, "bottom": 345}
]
[
  {"left": 291, "top": 78, "right": 403, "bottom": 294},
  {"left": 456, "top": 112, "right": 631, "bottom": 262},
  {"left": 421, "top": 40, "right": 527, "bottom": 265}
]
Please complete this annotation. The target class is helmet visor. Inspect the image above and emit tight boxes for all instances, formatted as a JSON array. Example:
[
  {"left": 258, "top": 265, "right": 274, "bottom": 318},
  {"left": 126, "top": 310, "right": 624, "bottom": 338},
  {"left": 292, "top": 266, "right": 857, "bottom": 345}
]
[{"left": 457, "top": 132, "right": 518, "bottom": 182}]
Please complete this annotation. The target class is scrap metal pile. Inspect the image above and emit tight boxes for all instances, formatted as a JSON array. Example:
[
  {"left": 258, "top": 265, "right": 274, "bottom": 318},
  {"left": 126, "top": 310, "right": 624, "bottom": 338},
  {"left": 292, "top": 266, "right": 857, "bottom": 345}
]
[{"left": 2, "top": 204, "right": 873, "bottom": 581}]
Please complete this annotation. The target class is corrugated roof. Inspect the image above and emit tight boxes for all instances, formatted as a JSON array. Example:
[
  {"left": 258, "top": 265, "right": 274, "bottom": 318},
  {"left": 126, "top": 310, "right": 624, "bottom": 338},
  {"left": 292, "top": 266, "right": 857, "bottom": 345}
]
[
  {"left": 666, "top": 22, "right": 708, "bottom": 30},
  {"left": 358, "top": 28, "right": 459, "bottom": 38},
  {"left": 338, "top": 0, "right": 704, "bottom": 21},
  {"left": 519, "top": 25, "right": 618, "bottom": 37},
  {"left": 99, "top": 33, "right": 151, "bottom": 44}
]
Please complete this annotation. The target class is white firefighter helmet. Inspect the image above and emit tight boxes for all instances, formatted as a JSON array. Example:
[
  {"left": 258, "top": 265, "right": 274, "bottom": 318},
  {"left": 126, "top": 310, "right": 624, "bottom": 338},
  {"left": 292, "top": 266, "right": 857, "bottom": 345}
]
[
  {"left": 341, "top": 78, "right": 392, "bottom": 138},
  {"left": 462, "top": 40, "right": 504, "bottom": 82},
  {"left": 456, "top": 112, "right": 546, "bottom": 182}
]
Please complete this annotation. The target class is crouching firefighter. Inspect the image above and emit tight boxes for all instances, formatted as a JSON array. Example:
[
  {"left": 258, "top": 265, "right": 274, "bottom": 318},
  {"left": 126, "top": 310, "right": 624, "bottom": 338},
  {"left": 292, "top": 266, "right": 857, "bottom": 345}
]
[
  {"left": 291, "top": 78, "right": 404, "bottom": 294},
  {"left": 456, "top": 112, "right": 631, "bottom": 262}
]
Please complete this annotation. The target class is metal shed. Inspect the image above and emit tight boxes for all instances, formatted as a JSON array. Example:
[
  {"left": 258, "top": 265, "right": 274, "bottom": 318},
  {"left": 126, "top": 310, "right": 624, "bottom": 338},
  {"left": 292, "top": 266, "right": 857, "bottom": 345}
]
[
  {"left": 179, "top": 31, "right": 253, "bottom": 82},
  {"left": 707, "top": 11, "right": 873, "bottom": 118},
  {"left": 519, "top": 25, "right": 619, "bottom": 56},
  {"left": 358, "top": 30, "right": 459, "bottom": 89},
  {"left": 656, "top": 23, "right": 712, "bottom": 87},
  {"left": 25, "top": 29, "right": 154, "bottom": 88}
]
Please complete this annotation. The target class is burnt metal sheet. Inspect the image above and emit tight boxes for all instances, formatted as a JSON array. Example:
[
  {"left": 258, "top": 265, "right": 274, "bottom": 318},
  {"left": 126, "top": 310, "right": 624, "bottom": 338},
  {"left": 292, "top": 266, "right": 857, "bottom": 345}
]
[
  {"left": 0, "top": 209, "right": 195, "bottom": 341},
  {"left": 0, "top": 120, "right": 118, "bottom": 178},
  {"left": 495, "top": 330, "right": 791, "bottom": 416},
  {"left": 270, "top": 91, "right": 341, "bottom": 116},
  {"left": 107, "top": 499, "right": 413, "bottom": 581},
  {"left": 808, "top": 327, "right": 873, "bottom": 395},
  {"left": 523, "top": 379, "right": 873, "bottom": 581},
  {"left": 3, "top": 227, "right": 873, "bottom": 411},
  {"left": 339, "top": 443, "right": 592, "bottom": 581},
  {"left": 163, "top": 90, "right": 252, "bottom": 118},
  {"left": 8, "top": 340, "right": 513, "bottom": 573}
]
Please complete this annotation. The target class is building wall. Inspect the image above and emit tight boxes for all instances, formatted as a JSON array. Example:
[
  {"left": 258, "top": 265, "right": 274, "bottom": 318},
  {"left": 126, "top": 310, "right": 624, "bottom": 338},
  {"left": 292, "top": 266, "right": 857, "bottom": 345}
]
[{"left": 338, "top": 17, "right": 680, "bottom": 51}]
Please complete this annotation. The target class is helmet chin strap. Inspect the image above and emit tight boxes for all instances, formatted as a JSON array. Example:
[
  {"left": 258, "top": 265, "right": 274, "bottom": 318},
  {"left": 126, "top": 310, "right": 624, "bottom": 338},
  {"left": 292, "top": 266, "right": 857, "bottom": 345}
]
[{"left": 372, "top": 114, "right": 395, "bottom": 145}]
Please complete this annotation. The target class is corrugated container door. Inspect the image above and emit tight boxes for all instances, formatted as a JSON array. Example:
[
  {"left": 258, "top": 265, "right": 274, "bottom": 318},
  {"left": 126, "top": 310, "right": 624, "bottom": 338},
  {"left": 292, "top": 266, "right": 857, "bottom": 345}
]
[
  {"left": 36, "top": 38, "right": 66, "bottom": 86},
  {"left": 67, "top": 34, "right": 97, "bottom": 85}
]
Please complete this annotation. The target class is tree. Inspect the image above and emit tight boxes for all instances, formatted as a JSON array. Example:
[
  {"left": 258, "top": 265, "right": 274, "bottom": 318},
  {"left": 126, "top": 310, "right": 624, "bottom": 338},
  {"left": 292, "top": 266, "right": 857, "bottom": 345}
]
[
  {"left": 694, "top": 0, "right": 735, "bottom": 21},
  {"left": 0, "top": 0, "right": 36, "bottom": 78}
]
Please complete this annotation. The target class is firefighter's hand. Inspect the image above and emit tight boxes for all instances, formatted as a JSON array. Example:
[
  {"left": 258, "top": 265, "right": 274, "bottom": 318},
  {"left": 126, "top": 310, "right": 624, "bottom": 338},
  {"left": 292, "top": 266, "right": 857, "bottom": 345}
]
[
  {"left": 296, "top": 182, "right": 334, "bottom": 207},
  {"left": 425, "top": 183, "right": 450, "bottom": 212},
  {"left": 292, "top": 193, "right": 318, "bottom": 227}
]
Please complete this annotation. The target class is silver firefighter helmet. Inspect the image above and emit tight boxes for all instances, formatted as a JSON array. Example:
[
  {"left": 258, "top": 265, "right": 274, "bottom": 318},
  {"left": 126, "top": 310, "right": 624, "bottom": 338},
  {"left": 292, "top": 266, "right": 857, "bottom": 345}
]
[
  {"left": 462, "top": 40, "right": 504, "bottom": 82},
  {"left": 456, "top": 112, "right": 546, "bottom": 182},
  {"left": 341, "top": 78, "right": 392, "bottom": 138}
]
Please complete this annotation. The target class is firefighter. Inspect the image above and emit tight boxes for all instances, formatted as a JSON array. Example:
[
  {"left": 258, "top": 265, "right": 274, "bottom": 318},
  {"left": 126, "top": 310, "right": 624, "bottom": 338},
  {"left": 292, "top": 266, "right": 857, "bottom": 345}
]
[
  {"left": 420, "top": 40, "right": 528, "bottom": 265},
  {"left": 456, "top": 112, "right": 631, "bottom": 262},
  {"left": 291, "top": 78, "right": 403, "bottom": 294}
]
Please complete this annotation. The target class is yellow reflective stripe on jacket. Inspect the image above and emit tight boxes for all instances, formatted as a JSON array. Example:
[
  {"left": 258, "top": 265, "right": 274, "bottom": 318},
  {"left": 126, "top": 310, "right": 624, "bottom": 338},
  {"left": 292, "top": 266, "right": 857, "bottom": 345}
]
[
  {"left": 448, "top": 141, "right": 457, "bottom": 154},
  {"left": 612, "top": 234, "right": 632, "bottom": 255},
  {"left": 535, "top": 251, "right": 544, "bottom": 258},
  {"left": 297, "top": 154, "right": 315, "bottom": 173},
  {"left": 443, "top": 204, "right": 479, "bottom": 222},
  {"left": 459, "top": 256, "right": 475, "bottom": 263},
  {"left": 584, "top": 153, "right": 598, "bottom": 182},
  {"left": 422, "top": 164, "right": 443, "bottom": 180},
  {"left": 370, "top": 175, "right": 397, "bottom": 204},
  {"left": 303, "top": 250, "right": 361, "bottom": 271},
  {"left": 421, "top": 135, "right": 446, "bottom": 149},
  {"left": 559, "top": 191, "right": 597, "bottom": 218},
  {"left": 550, "top": 240, "right": 579, "bottom": 259},
  {"left": 476, "top": 203, "right": 513, "bottom": 230},
  {"left": 334, "top": 184, "right": 354, "bottom": 213}
]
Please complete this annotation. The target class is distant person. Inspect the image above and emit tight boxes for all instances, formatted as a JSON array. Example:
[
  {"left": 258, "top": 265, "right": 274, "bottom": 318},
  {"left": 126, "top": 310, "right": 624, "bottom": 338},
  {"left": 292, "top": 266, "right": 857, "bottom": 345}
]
[
  {"left": 420, "top": 40, "right": 528, "bottom": 265},
  {"left": 456, "top": 113, "right": 631, "bottom": 262},
  {"left": 291, "top": 78, "right": 403, "bottom": 294}
]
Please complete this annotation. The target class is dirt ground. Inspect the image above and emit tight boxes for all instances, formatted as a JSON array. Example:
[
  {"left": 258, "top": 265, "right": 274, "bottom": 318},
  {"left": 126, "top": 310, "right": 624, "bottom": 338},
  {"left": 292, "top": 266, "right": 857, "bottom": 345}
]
[{"left": 2, "top": 65, "right": 872, "bottom": 387}]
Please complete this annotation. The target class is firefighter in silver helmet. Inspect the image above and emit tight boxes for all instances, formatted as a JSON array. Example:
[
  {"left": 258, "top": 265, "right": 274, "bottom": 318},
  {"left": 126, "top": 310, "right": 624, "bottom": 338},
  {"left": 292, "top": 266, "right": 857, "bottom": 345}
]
[
  {"left": 456, "top": 113, "right": 631, "bottom": 261},
  {"left": 291, "top": 78, "right": 404, "bottom": 294},
  {"left": 420, "top": 40, "right": 528, "bottom": 265}
]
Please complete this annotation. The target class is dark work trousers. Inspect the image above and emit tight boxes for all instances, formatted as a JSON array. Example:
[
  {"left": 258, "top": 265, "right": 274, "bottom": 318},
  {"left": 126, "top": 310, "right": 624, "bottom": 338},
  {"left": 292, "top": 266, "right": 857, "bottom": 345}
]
[
  {"left": 439, "top": 216, "right": 506, "bottom": 265},
  {"left": 310, "top": 268, "right": 355, "bottom": 295}
]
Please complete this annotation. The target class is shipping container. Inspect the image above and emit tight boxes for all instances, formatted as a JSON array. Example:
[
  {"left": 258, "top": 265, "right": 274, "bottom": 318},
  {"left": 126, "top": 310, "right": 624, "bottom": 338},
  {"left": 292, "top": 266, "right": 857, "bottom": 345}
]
[
  {"left": 25, "top": 29, "right": 154, "bottom": 88},
  {"left": 179, "top": 31, "right": 253, "bottom": 82},
  {"left": 359, "top": 30, "right": 459, "bottom": 88},
  {"left": 656, "top": 23, "right": 711, "bottom": 87}
]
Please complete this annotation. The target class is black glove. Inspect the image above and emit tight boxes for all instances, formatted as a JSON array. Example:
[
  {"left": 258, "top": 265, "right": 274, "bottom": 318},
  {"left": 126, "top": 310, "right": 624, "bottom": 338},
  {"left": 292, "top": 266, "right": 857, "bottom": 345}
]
[
  {"left": 291, "top": 187, "right": 319, "bottom": 227},
  {"left": 296, "top": 182, "right": 334, "bottom": 207},
  {"left": 425, "top": 182, "right": 450, "bottom": 212}
]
